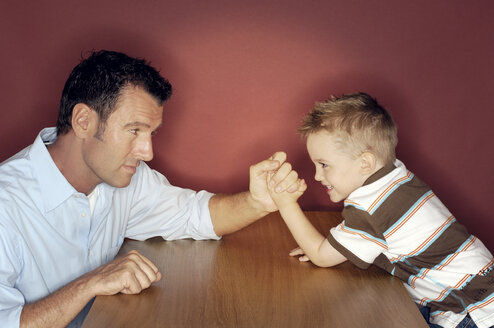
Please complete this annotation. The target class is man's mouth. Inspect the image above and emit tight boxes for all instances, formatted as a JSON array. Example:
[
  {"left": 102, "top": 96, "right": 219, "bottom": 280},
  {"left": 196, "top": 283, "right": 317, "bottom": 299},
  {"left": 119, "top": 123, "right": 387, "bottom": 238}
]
[{"left": 123, "top": 165, "right": 138, "bottom": 174}]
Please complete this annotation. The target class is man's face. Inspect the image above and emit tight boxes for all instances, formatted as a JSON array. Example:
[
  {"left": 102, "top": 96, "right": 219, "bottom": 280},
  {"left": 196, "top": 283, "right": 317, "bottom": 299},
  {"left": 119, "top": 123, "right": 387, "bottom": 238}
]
[
  {"left": 82, "top": 86, "right": 163, "bottom": 189},
  {"left": 306, "top": 131, "right": 366, "bottom": 203}
]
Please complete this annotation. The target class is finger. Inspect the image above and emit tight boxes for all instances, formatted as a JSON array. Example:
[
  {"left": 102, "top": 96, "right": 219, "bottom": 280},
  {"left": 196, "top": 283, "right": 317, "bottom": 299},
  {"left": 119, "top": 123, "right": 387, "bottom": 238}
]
[
  {"left": 132, "top": 267, "right": 153, "bottom": 291},
  {"left": 298, "top": 255, "right": 310, "bottom": 262},
  {"left": 269, "top": 162, "right": 292, "bottom": 187},
  {"left": 285, "top": 178, "right": 306, "bottom": 193},
  {"left": 124, "top": 251, "right": 161, "bottom": 288},
  {"left": 273, "top": 169, "right": 299, "bottom": 193},
  {"left": 122, "top": 271, "right": 146, "bottom": 294},
  {"left": 289, "top": 247, "right": 305, "bottom": 256},
  {"left": 134, "top": 258, "right": 160, "bottom": 284},
  {"left": 269, "top": 151, "right": 287, "bottom": 165},
  {"left": 127, "top": 250, "right": 160, "bottom": 276},
  {"left": 266, "top": 171, "right": 276, "bottom": 193},
  {"left": 250, "top": 156, "right": 282, "bottom": 178}
]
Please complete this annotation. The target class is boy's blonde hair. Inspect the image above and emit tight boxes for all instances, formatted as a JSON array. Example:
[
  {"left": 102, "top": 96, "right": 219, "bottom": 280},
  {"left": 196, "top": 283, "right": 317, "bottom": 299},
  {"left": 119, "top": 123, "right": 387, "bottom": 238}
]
[{"left": 299, "top": 92, "right": 398, "bottom": 165}]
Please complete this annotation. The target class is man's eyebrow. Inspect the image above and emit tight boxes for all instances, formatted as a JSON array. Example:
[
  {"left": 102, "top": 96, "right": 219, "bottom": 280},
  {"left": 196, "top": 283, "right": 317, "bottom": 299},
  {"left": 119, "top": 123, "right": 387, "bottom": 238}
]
[
  {"left": 124, "top": 121, "right": 163, "bottom": 133},
  {"left": 124, "top": 122, "right": 151, "bottom": 128}
]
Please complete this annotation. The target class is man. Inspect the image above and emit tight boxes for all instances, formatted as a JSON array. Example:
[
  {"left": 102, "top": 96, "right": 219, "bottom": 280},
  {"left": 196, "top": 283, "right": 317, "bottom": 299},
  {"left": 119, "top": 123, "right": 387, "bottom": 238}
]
[{"left": 0, "top": 50, "right": 301, "bottom": 327}]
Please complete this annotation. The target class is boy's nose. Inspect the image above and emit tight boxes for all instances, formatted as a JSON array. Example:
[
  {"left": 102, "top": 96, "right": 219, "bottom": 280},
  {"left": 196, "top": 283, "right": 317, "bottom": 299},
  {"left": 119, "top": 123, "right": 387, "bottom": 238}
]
[{"left": 314, "top": 168, "right": 323, "bottom": 182}]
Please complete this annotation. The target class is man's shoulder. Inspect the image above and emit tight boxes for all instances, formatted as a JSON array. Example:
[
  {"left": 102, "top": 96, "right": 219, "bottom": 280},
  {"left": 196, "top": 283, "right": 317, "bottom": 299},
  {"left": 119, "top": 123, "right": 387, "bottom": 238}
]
[
  {"left": 0, "top": 145, "right": 36, "bottom": 201},
  {"left": 1, "top": 144, "right": 33, "bottom": 177}
]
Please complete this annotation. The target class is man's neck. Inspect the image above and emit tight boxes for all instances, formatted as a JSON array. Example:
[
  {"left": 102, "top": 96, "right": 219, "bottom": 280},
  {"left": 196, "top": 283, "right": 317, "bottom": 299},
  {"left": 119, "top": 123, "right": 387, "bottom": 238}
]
[{"left": 47, "top": 131, "right": 99, "bottom": 195}]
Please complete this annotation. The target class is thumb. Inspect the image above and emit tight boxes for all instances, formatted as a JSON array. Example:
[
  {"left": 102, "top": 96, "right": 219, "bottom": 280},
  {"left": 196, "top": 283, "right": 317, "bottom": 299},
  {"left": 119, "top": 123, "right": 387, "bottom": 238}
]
[
  {"left": 251, "top": 155, "right": 284, "bottom": 177},
  {"left": 270, "top": 151, "right": 287, "bottom": 165}
]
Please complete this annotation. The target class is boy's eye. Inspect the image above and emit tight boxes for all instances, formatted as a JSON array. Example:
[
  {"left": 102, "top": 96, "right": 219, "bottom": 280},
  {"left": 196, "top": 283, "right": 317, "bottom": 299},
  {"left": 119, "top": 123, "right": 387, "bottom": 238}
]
[{"left": 319, "top": 162, "right": 328, "bottom": 168}]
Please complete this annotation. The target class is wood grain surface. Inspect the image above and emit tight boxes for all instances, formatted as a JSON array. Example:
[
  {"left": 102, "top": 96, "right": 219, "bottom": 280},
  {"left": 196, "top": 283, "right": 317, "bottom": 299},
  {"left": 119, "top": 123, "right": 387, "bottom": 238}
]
[{"left": 83, "top": 211, "right": 427, "bottom": 328}]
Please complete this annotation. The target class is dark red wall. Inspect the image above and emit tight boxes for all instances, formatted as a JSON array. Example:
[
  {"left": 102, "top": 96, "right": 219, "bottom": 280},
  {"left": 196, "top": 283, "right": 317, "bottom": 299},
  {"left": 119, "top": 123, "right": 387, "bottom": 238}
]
[{"left": 1, "top": 1, "right": 493, "bottom": 250}]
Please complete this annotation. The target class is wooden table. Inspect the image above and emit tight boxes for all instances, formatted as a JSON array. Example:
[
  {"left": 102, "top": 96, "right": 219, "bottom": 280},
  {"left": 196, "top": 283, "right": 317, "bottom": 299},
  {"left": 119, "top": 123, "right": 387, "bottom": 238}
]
[{"left": 83, "top": 211, "right": 427, "bottom": 327}]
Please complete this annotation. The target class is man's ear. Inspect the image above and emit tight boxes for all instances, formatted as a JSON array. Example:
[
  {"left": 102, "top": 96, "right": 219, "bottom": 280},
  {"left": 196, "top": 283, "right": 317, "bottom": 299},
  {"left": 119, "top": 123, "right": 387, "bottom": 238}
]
[
  {"left": 71, "top": 103, "right": 97, "bottom": 138},
  {"left": 359, "top": 152, "right": 377, "bottom": 175}
]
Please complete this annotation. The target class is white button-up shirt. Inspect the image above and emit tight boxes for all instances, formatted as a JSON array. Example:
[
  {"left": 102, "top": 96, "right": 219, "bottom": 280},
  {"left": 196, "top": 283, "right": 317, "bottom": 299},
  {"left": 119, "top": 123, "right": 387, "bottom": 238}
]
[{"left": 0, "top": 128, "right": 219, "bottom": 327}]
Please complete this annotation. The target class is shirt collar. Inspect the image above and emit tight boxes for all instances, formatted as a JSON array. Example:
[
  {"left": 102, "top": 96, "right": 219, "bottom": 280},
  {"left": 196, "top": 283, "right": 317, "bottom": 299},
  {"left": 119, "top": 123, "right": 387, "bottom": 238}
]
[
  {"left": 362, "top": 160, "right": 398, "bottom": 186},
  {"left": 29, "top": 128, "right": 79, "bottom": 213}
]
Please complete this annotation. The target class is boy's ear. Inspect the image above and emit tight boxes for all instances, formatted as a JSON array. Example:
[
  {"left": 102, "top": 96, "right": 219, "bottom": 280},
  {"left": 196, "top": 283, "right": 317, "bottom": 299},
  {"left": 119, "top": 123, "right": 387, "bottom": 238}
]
[
  {"left": 71, "top": 103, "right": 98, "bottom": 138},
  {"left": 359, "top": 152, "right": 377, "bottom": 175}
]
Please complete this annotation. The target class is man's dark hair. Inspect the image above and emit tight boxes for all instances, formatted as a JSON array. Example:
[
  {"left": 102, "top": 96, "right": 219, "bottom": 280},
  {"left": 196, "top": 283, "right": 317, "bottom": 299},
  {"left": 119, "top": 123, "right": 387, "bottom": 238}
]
[{"left": 56, "top": 50, "right": 172, "bottom": 135}]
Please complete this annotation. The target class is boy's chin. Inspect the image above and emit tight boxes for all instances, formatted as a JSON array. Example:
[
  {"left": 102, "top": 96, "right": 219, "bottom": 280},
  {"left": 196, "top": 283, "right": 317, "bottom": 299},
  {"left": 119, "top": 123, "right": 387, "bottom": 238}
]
[{"left": 329, "top": 194, "right": 344, "bottom": 203}]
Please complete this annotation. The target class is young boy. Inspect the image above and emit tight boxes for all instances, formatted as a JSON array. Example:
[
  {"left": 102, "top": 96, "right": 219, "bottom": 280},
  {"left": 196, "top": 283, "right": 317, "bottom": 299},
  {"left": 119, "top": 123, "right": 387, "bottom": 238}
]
[{"left": 268, "top": 92, "right": 494, "bottom": 328}]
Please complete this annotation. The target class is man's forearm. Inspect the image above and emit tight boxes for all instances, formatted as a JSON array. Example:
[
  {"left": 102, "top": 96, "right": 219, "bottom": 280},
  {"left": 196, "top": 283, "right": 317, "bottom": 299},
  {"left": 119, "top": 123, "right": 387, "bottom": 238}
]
[
  {"left": 209, "top": 192, "right": 270, "bottom": 236},
  {"left": 20, "top": 276, "right": 94, "bottom": 328}
]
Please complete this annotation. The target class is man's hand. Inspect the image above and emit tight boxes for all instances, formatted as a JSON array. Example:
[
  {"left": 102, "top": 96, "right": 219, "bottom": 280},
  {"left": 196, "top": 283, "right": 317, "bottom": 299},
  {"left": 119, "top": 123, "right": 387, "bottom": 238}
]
[
  {"left": 86, "top": 250, "right": 162, "bottom": 296},
  {"left": 249, "top": 152, "right": 301, "bottom": 212},
  {"left": 20, "top": 250, "right": 161, "bottom": 328}
]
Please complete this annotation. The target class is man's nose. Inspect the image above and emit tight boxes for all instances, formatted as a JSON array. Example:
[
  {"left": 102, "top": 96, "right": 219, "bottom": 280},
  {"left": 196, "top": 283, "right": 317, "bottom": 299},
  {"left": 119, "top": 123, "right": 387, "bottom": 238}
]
[{"left": 135, "top": 137, "right": 154, "bottom": 162}]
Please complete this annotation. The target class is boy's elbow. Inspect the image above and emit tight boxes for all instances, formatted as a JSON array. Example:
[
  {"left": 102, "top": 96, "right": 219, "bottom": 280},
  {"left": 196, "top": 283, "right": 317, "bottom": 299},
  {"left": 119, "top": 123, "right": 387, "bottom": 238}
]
[
  {"left": 310, "top": 252, "right": 347, "bottom": 268},
  {"left": 312, "top": 261, "right": 332, "bottom": 268},
  {"left": 311, "top": 239, "right": 347, "bottom": 268},
  {"left": 310, "top": 255, "right": 339, "bottom": 268}
]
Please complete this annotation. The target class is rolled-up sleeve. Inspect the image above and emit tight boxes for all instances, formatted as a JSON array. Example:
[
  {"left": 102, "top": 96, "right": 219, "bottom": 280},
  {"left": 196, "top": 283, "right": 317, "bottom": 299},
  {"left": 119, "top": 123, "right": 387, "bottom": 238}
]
[{"left": 122, "top": 163, "right": 220, "bottom": 241}]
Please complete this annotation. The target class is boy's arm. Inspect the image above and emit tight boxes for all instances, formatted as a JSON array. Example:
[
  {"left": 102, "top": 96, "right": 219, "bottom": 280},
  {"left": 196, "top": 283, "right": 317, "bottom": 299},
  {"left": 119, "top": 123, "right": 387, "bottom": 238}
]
[
  {"left": 277, "top": 201, "right": 346, "bottom": 267},
  {"left": 268, "top": 178, "right": 346, "bottom": 267}
]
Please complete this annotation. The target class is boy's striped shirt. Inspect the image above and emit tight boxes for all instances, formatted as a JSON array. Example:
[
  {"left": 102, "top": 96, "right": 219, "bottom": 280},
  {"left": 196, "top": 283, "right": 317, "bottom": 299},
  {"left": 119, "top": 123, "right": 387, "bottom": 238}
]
[{"left": 327, "top": 160, "right": 494, "bottom": 328}]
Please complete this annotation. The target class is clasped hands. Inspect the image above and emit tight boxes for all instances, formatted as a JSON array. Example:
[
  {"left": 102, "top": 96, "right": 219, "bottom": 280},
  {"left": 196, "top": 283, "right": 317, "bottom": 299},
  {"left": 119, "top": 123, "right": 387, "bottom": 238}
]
[
  {"left": 250, "top": 151, "right": 310, "bottom": 262},
  {"left": 248, "top": 151, "right": 306, "bottom": 211}
]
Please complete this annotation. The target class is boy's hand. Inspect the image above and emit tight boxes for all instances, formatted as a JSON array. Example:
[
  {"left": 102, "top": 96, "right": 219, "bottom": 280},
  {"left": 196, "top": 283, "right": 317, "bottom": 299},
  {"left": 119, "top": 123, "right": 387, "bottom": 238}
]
[
  {"left": 289, "top": 246, "right": 310, "bottom": 262},
  {"left": 267, "top": 171, "right": 307, "bottom": 209}
]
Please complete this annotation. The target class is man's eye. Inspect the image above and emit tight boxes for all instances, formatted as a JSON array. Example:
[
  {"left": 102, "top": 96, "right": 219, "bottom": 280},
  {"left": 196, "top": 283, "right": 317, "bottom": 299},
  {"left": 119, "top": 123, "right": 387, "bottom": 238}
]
[{"left": 129, "top": 129, "right": 138, "bottom": 135}]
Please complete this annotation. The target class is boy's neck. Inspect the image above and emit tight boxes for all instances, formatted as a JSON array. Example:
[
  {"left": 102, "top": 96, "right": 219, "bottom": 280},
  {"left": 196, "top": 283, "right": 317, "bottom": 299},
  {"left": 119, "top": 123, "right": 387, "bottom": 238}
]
[{"left": 363, "top": 161, "right": 396, "bottom": 186}]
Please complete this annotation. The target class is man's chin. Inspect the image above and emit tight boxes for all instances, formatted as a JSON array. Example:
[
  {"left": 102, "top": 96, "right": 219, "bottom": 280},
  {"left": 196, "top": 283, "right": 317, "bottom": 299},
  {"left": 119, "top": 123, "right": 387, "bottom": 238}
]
[{"left": 107, "top": 177, "right": 133, "bottom": 189}]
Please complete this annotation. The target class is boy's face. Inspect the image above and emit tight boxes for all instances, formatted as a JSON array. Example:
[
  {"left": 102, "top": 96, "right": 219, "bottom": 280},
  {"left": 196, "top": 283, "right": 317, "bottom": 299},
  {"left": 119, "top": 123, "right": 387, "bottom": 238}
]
[{"left": 306, "top": 131, "right": 368, "bottom": 203}]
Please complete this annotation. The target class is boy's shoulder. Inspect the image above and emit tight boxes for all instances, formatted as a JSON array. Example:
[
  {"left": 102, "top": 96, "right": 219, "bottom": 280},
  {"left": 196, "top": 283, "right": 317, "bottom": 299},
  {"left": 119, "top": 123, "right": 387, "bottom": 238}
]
[{"left": 345, "top": 159, "right": 428, "bottom": 213}]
